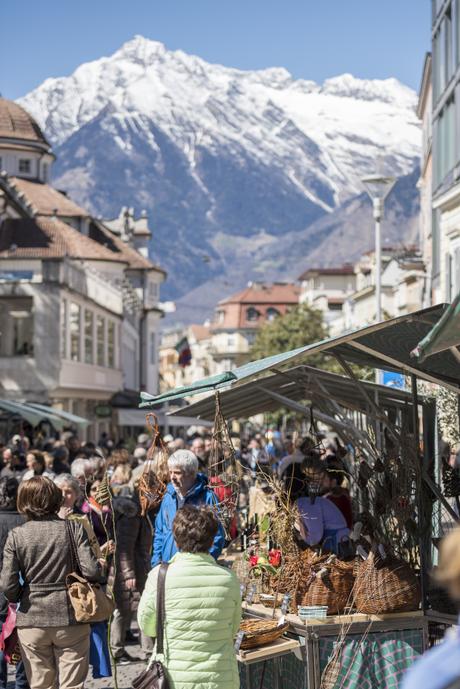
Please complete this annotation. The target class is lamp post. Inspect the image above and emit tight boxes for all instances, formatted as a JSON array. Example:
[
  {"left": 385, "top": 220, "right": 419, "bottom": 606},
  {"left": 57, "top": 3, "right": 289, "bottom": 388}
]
[{"left": 361, "top": 175, "right": 396, "bottom": 323}]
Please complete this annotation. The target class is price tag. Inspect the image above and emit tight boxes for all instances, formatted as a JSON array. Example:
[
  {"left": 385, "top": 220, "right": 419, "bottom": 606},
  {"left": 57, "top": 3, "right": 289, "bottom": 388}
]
[
  {"left": 234, "top": 630, "right": 245, "bottom": 653},
  {"left": 281, "top": 593, "right": 291, "bottom": 615},
  {"left": 277, "top": 615, "right": 285, "bottom": 627}
]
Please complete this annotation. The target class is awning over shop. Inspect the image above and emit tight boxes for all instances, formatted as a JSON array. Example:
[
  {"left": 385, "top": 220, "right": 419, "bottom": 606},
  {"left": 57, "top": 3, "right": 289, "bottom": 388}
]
[
  {"left": 0, "top": 400, "right": 69, "bottom": 431},
  {"left": 171, "top": 365, "right": 415, "bottom": 422},
  {"left": 141, "top": 304, "right": 458, "bottom": 409},
  {"left": 26, "top": 403, "right": 90, "bottom": 429},
  {"left": 411, "top": 293, "right": 460, "bottom": 363},
  {"left": 117, "top": 408, "right": 213, "bottom": 428}
]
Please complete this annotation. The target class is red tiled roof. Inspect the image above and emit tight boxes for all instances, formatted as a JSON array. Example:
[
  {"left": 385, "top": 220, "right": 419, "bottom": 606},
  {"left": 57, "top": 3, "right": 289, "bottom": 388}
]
[
  {"left": 0, "top": 216, "right": 126, "bottom": 263},
  {"left": 189, "top": 324, "right": 211, "bottom": 341},
  {"left": 219, "top": 283, "right": 300, "bottom": 305},
  {"left": 89, "top": 222, "right": 166, "bottom": 274},
  {"left": 0, "top": 99, "right": 50, "bottom": 147},
  {"left": 9, "top": 177, "right": 88, "bottom": 217},
  {"left": 298, "top": 265, "right": 355, "bottom": 280}
]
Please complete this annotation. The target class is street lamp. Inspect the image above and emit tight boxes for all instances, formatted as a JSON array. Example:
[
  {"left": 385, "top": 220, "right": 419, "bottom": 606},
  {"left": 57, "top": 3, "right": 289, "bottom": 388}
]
[{"left": 361, "top": 175, "right": 396, "bottom": 323}]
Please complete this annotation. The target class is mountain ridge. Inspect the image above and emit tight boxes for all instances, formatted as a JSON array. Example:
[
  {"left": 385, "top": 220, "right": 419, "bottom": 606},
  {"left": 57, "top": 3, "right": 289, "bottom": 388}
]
[{"left": 18, "top": 35, "right": 421, "bottom": 305}]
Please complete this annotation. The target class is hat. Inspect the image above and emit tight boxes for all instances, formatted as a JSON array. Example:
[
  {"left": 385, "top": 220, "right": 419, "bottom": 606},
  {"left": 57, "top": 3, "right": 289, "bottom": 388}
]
[
  {"left": 134, "top": 447, "right": 147, "bottom": 460},
  {"left": 137, "top": 433, "right": 149, "bottom": 445},
  {"left": 163, "top": 434, "right": 174, "bottom": 443}
]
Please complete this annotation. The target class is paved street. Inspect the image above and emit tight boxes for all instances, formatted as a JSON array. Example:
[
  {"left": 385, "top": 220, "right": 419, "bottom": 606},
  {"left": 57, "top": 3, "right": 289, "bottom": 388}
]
[{"left": 7, "top": 636, "right": 147, "bottom": 689}]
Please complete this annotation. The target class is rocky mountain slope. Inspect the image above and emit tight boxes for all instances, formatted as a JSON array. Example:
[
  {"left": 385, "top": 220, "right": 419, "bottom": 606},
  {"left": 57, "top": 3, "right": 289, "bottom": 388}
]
[{"left": 19, "top": 35, "right": 421, "bottom": 308}]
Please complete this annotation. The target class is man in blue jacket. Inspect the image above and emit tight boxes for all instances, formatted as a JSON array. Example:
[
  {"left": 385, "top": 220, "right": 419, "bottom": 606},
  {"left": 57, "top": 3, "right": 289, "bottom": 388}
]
[{"left": 151, "top": 449, "right": 225, "bottom": 566}]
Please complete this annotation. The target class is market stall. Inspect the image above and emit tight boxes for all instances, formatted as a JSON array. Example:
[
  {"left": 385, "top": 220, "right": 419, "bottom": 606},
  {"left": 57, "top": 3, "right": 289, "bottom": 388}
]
[{"left": 140, "top": 304, "right": 460, "bottom": 689}]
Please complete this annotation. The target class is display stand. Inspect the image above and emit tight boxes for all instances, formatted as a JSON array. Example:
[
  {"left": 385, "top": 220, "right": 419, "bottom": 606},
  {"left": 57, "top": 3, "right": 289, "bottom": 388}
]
[{"left": 239, "top": 604, "right": 428, "bottom": 689}]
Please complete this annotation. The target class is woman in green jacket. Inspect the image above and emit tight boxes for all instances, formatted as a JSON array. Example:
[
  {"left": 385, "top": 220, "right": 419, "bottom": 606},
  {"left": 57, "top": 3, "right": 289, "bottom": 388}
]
[{"left": 138, "top": 505, "right": 242, "bottom": 689}]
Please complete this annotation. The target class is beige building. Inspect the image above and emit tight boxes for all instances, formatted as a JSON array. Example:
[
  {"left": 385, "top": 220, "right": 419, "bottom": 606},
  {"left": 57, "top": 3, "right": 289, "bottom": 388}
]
[
  {"left": 210, "top": 282, "right": 300, "bottom": 370},
  {"left": 342, "top": 248, "right": 426, "bottom": 331},
  {"left": 431, "top": 3, "right": 460, "bottom": 305},
  {"left": 298, "top": 265, "right": 356, "bottom": 333},
  {"left": 417, "top": 53, "right": 434, "bottom": 305},
  {"left": 0, "top": 98, "right": 165, "bottom": 440},
  {"left": 159, "top": 324, "right": 213, "bottom": 393}
]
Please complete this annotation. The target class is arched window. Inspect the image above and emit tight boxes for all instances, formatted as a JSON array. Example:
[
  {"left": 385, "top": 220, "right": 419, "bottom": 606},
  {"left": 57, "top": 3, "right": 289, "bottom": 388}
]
[
  {"left": 246, "top": 307, "right": 259, "bottom": 322},
  {"left": 266, "top": 307, "right": 280, "bottom": 321}
]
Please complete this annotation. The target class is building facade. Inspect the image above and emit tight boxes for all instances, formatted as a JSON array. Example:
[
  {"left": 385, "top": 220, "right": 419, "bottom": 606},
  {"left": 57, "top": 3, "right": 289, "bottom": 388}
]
[
  {"left": 0, "top": 98, "right": 165, "bottom": 440},
  {"left": 431, "top": 0, "right": 460, "bottom": 303},
  {"left": 298, "top": 266, "right": 356, "bottom": 334},
  {"left": 210, "top": 282, "right": 300, "bottom": 370}
]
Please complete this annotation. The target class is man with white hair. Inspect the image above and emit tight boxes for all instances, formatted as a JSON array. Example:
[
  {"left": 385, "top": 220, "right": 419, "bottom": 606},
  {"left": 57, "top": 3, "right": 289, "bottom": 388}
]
[{"left": 151, "top": 449, "right": 225, "bottom": 566}]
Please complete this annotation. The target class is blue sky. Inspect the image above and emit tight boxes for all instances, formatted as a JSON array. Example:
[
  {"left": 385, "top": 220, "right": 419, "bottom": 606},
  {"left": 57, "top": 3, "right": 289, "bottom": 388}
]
[{"left": 2, "top": 0, "right": 430, "bottom": 100}]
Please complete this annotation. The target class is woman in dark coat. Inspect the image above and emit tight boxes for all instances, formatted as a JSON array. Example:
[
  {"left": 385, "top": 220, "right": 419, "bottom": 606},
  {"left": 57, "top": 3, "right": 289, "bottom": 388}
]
[
  {"left": 0, "top": 477, "right": 102, "bottom": 689},
  {"left": 109, "top": 495, "right": 152, "bottom": 664}
]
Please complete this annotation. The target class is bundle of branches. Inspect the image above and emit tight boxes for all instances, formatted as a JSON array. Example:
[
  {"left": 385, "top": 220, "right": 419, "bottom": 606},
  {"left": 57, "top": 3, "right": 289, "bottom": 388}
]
[
  {"left": 208, "top": 392, "right": 240, "bottom": 538},
  {"left": 138, "top": 413, "right": 169, "bottom": 516}
]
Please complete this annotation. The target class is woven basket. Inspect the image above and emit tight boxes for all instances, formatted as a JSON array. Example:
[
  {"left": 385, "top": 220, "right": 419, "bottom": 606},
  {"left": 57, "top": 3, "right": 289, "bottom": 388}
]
[
  {"left": 353, "top": 551, "right": 420, "bottom": 614},
  {"left": 239, "top": 619, "right": 289, "bottom": 650},
  {"left": 298, "top": 555, "right": 355, "bottom": 614}
]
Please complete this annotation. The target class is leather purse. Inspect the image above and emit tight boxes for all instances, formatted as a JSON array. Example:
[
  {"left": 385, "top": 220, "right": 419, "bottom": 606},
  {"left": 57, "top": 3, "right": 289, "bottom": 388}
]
[
  {"left": 65, "top": 519, "right": 115, "bottom": 623},
  {"left": 132, "top": 562, "right": 170, "bottom": 689}
]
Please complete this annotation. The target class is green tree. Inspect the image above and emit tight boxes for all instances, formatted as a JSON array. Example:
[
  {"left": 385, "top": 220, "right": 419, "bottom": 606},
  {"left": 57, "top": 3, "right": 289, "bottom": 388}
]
[
  {"left": 249, "top": 302, "right": 371, "bottom": 379},
  {"left": 249, "top": 302, "right": 331, "bottom": 369}
]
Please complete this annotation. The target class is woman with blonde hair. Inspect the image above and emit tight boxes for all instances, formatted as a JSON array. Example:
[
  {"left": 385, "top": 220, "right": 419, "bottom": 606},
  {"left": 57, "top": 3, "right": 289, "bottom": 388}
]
[{"left": 401, "top": 526, "right": 460, "bottom": 689}]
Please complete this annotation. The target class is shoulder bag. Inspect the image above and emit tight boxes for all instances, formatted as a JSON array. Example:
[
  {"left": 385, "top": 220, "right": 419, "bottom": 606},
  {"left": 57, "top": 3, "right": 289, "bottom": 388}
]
[
  {"left": 132, "top": 562, "right": 170, "bottom": 689},
  {"left": 65, "top": 518, "right": 115, "bottom": 623}
]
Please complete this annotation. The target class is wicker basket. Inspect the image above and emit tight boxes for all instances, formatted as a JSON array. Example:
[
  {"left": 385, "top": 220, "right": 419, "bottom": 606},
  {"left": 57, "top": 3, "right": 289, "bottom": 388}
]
[
  {"left": 239, "top": 619, "right": 289, "bottom": 650},
  {"left": 353, "top": 551, "right": 420, "bottom": 614},
  {"left": 298, "top": 555, "right": 355, "bottom": 614}
]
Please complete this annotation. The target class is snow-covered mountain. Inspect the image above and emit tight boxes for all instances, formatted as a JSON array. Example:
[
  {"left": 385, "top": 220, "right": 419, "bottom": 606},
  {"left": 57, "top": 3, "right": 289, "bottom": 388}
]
[{"left": 19, "top": 36, "right": 421, "bottom": 302}]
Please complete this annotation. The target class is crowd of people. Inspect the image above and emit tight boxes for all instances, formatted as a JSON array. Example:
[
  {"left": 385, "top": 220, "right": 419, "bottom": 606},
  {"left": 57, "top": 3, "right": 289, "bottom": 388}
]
[{"left": 0, "top": 426, "right": 458, "bottom": 689}]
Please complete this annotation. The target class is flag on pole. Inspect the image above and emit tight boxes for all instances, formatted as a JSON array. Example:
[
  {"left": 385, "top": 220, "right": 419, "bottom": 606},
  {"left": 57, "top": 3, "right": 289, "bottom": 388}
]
[{"left": 175, "top": 337, "right": 192, "bottom": 368}]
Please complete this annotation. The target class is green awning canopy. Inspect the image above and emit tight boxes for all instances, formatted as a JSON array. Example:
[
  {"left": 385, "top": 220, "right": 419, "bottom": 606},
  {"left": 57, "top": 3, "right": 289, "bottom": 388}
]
[
  {"left": 171, "top": 365, "right": 415, "bottom": 422},
  {"left": 140, "top": 304, "right": 459, "bottom": 409},
  {"left": 0, "top": 400, "right": 68, "bottom": 430},
  {"left": 140, "top": 371, "right": 237, "bottom": 408},
  {"left": 26, "top": 403, "right": 90, "bottom": 429},
  {"left": 411, "top": 293, "right": 460, "bottom": 363}
]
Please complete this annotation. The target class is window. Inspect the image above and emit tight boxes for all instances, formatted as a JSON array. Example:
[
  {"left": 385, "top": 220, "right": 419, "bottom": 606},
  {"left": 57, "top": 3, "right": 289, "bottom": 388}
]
[
  {"left": 69, "top": 303, "right": 81, "bottom": 361},
  {"left": 108, "top": 321, "right": 115, "bottom": 368},
  {"left": 329, "top": 302, "right": 343, "bottom": 311},
  {"left": 435, "top": 96, "right": 457, "bottom": 186},
  {"left": 96, "top": 315, "right": 105, "bottom": 366},
  {"left": 246, "top": 307, "right": 259, "bottom": 321},
  {"left": 43, "top": 163, "right": 48, "bottom": 183},
  {"left": 84, "top": 310, "right": 94, "bottom": 364},
  {"left": 266, "top": 307, "right": 280, "bottom": 321},
  {"left": 149, "top": 331, "right": 156, "bottom": 366},
  {"left": 60, "top": 300, "right": 67, "bottom": 358},
  {"left": 432, "top": 209, "right": 441, "bottom": 278},
  {"left": 227, "top": 335, "right": 235, "bottom": 348},
  {"left": 149, "top": 282, "right": 158, "bottom": 299},
  {"left": 18, "top": 159, "right": 31, "bottom": 174},
  {"left": 0, "top": 298, "right": 34, "bottom": 357}
]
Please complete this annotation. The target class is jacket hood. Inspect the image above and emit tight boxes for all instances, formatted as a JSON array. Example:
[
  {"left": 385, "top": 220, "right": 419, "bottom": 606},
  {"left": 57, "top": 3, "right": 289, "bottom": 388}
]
[
  {"left": 112, "top": 496, "right": 139, "bottom": 518},
  {"left": 166, "top": 472, "right": 209, "bottom": 498}
]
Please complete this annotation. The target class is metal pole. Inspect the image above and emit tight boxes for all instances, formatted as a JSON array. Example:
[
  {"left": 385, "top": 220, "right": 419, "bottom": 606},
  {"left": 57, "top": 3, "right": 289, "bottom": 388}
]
[
  {"left": 410, "top": 373, "right": 428, "bottom": 613},
  {"left": 375, "top": 214, "right": 382, "bottom": 323},
  {"left": 373, "top": 199, "right": 383, "bottom": 385}
]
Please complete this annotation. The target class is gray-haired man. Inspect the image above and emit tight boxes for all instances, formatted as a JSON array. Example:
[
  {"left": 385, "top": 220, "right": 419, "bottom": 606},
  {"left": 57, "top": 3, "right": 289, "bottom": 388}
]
[{"left": 151, "top": 450, "right": 225, "bottom": 566}]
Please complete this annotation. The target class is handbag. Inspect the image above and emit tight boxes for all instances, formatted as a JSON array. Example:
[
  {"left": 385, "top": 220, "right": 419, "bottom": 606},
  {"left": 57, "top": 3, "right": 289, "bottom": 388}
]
[
  {"left": 0, "top": 603, "right": 21, "bottom": 664},
  {"left": 65, "top": 519, "right": 115, "bottom": 623},
  {"left": 132, "top": 562, "right": 170, "bottom": 689}
]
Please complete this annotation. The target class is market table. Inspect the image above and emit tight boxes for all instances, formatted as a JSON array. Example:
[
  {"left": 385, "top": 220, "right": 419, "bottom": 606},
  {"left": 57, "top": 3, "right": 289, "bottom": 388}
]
[{"left": 238, "top": 603, "right": 429, "bottom": 689}]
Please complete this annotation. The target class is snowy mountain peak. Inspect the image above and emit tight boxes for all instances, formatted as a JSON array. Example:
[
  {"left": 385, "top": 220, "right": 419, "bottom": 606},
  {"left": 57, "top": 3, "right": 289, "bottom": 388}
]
[
  {"left": 115, "top": 34, "right": 167, "bottom": 62},
  {"left": 16, "top": 37, "right": 421, "bottom": 301}
]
